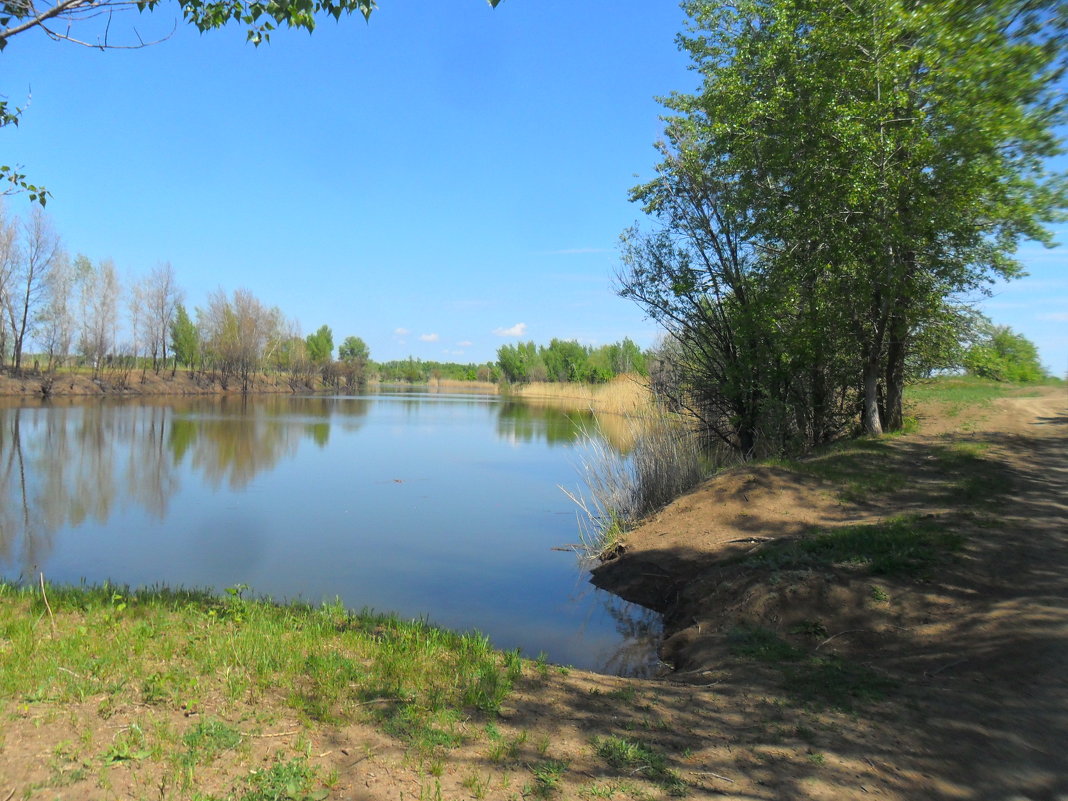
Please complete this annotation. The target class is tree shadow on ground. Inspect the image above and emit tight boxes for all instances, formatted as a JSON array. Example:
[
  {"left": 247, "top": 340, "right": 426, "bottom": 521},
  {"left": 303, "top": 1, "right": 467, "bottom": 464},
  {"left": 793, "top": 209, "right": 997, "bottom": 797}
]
[{"left": 583, "top": 405, "right": 1068, "bottom": 800}]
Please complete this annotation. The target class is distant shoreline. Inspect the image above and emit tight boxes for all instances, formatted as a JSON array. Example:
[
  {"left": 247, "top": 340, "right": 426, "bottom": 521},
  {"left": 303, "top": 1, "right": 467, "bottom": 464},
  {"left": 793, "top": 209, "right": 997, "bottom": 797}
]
[{"left": 0, "top": 368, "right": 318, "bottom": 399}]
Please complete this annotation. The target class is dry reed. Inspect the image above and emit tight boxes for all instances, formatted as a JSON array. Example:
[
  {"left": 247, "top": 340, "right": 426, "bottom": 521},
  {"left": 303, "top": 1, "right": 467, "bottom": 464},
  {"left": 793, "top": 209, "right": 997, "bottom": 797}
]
[{"left": 562, "top": 409, "right": 709, "bottom": 556}]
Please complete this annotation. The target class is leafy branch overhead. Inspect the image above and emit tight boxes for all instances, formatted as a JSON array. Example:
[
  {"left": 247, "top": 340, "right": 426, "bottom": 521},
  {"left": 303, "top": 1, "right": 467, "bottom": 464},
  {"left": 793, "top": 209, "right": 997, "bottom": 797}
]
[
  {"left": 0, "top": 0, "right": 501, "bottom": 49},
  {"left": 0, "top": 0, "right": 502, "bottom": 202}
]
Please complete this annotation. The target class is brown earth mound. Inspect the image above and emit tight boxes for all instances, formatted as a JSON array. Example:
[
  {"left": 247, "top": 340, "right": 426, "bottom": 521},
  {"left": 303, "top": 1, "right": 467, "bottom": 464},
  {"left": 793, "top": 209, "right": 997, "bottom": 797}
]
[{"left": 592, "top": 386, "right": 1068, "bottom": 799}]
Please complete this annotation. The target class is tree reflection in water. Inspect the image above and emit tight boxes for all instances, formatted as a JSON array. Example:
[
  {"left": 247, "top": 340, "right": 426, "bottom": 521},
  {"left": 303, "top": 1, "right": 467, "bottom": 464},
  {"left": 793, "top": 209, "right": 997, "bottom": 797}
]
[
  {"left": 598, "top": 596, "right": 665, "bottom": 677},
  {"left": 0, "top": 397, "right": 369, "bottom": 576}
]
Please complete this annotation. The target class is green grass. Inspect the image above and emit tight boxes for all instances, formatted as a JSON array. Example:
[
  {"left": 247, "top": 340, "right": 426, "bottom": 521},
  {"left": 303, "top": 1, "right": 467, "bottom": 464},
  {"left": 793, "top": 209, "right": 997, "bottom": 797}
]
[
  {"left": 238, "top": 756, "right": 325, "bottom": 801},
  {"left": 0, "top": 580, "right": 527, "bottom": 794},
  {"left": 768, "top": 438, "right": 907, "bottom": 503},
  {"left": 182, "top": 718, "right": 243, "bottom": 766},
  {"left": 906, "top": 375, "right": 1018, "bottom": 406},
  {"left": 743, "top": 515, "right": 964, "bottom": 577},
  {"left": 727, "top": 626, "right": 894, "bottom": 711},
  {"left": 528, "top": 758, "right": 571, "bottom": 798},
  {"left": 593, "top": 736, "right": 687, "bottom": 796}
]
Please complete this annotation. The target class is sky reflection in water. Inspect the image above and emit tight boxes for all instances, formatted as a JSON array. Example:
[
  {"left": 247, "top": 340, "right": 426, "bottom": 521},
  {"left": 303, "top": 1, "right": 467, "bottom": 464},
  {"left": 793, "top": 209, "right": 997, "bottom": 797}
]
[{"left": 0, "top": 392, "right": 661, "bottom": 675}]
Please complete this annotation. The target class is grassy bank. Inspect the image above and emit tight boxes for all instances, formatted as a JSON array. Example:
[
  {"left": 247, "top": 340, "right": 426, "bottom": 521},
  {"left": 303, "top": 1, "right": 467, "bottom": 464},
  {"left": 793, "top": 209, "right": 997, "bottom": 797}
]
[
  {"left": 1, "top": 581, "right": 711, "bottom": 800},
  {"left": 0, "top": 583, "right": 525, "bottom": 799}
]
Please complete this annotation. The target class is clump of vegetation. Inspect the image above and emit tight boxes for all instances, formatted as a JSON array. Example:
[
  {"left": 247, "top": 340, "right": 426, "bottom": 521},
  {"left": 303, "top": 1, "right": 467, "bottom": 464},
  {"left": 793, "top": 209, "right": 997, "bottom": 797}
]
[
  {"left": 728, "top": 626, "right": 894, "bottom": 711},
  {"left": 963, "top": 325, "right": 1048, "bottom": 383},
  {"left": 593, "top": 736, "right": 687, "bottom": 796},
  {"left": 563, "top": 410, "right": 709, "bottom": 556},
  {"left": 744, "top": 515, "right": 964, "bottom": 577}
]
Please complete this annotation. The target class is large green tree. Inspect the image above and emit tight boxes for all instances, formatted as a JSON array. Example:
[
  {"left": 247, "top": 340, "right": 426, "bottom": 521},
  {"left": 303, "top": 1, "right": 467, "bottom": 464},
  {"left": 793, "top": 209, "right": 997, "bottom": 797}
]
[
  {"left": 623, "top": 0, "right": 1067, "bottom": 453},
  {"left": 170, "top": 302, "right": 199, "bottom": 369},
  {"left": 964, "top": 324, "right": 1047, "bottom": 383},
  {"left": 305, "top": 324, "right": 333, "bottom": 363}
]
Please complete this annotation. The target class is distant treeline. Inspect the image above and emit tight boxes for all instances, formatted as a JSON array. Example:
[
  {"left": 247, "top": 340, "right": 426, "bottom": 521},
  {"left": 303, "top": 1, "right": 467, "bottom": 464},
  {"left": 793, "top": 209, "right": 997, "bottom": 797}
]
[
  {"left": 374, "top": 339, "right": 649, "bottom": 386},
  {"left": 496, "top": 338, "right": 647, "bottom": 384},
  {"left": 376, "top": 358, "right": 499, "bottom": 384}
]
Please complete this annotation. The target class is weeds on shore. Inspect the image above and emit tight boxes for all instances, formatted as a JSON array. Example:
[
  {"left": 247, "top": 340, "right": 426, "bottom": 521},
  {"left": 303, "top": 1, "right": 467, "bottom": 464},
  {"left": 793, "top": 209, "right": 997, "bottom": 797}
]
[
  {"left": 593, "top": 735, "right": 687, "bottom": 796},
  {"left": 563, "top": 411, "right": 710, "bottom": 557},
  {"left": 743, "top": 515, "right": 964, "bottom": 577},
  {"left": 728, "top": 626, "right": 894, "bottom": 710},
  {"left": 0, "top": 581, "right": 524, "bottom": 795}
]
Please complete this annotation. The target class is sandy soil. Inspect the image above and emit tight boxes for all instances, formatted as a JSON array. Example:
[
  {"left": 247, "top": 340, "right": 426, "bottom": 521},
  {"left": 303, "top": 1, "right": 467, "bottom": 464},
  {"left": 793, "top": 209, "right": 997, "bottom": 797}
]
[
  {"left": 591, "top": 385, "right": 1068, "bottom": 800},
  {"left": 2, "top": 386, "right": 1065, "bottom": 800}
]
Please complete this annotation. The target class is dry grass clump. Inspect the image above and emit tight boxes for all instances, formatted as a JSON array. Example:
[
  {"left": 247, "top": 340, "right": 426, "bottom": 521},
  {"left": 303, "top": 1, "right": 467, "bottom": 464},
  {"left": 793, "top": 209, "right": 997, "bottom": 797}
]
[
  {"left": 563, "top": 410, "right": 709, "bottom": 556},
  {"left": 512, "top": 374, "right": 652, "bottom": 417}
]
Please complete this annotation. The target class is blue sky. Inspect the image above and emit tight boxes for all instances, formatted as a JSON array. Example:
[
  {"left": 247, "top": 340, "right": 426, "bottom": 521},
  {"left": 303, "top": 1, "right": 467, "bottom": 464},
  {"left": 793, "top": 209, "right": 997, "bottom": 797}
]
[{"left": 2, "top": 0, "right": 1065, "bottom": 372}]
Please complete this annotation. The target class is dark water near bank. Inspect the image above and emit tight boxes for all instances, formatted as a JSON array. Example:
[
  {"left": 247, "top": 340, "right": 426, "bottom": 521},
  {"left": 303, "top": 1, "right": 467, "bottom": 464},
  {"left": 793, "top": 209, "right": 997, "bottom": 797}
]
[{"left": 0, "top": 392, "right": 660, "bottom": 675}]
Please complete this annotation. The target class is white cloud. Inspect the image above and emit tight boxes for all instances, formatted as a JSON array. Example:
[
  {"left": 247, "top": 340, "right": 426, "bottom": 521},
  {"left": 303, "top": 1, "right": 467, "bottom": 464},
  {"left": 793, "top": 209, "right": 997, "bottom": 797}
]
[
  {"left": 394, "top": 327, "right": 410, "bottom": 336},
  {"left": 457, "top": 340, "right": 473, "bottom": 347},
  {"left": 493, "top": 322, "right": 527, "bottom": 337},
  {"left": 419, "top": 333, "right": 440, "bottom": 342}
]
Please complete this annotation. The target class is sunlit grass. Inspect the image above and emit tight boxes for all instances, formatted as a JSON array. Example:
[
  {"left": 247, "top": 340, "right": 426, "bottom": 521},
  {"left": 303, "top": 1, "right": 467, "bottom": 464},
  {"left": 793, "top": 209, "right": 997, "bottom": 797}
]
[
  {"left": 511, "top": 374, "right": 652, "bottom": 417},
  {"left": 742, "top": 515, "right": 964, "bottom": 577},
  {"left": 0, "top": 582, "right": 523, "bottom": 775}
]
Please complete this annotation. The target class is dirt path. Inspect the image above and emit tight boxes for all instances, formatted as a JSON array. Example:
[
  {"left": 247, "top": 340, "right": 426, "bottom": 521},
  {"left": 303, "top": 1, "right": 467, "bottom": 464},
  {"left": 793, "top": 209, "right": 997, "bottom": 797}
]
[{"left": 589, "top": 387, "right": 1068, "bottom": 800}]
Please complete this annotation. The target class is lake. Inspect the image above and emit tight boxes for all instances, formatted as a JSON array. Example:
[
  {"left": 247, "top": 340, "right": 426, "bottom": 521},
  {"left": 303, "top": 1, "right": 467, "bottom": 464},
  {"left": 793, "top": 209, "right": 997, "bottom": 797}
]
[{"left": 0, "top": 390, "right": 661, "bottom": 675}]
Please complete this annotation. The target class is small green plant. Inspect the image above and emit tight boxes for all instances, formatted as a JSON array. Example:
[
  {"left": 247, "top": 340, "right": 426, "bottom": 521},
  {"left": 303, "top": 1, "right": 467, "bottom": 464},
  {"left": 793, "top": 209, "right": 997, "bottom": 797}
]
[
  {"left": 487, "top": 730, "right": 527, "bottom": 763},
  {"left": 593, "top": 736, "right": 687, "bottom": 796},
  {"left": 534, "top": 651, "right": 551, "bottom": 679},
  {"left": 727, "top": 626, "right": 803, "bottom": 662},
  {"left": 870, "top": 584, "right": 889, "bottom": 603},
  {"left": 528, "top": 758, "right": 570, "bottom": 798},
  {"left": 789, "top": 620, "right": 828, "bottom": 639},
  {"left": 604, "top": 687, "right": 638, "bottom": 703},
  {"left": 101, "top": 724, "right": 150, "bottom": 766},
  {"left": 243, "top": 756, "right": 325, "bottom": 801},
  {"left": 462, "top": 772, "right": 490, "bottom": 799},
  {"left": 182, "top": 718, "right": 243, "bottom": 766}
]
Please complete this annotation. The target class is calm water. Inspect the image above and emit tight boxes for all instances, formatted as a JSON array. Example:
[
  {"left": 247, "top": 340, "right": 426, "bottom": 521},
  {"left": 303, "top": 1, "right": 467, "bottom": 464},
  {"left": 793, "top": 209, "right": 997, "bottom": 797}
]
[{"left": 0, "top": 391, "right": 660, "bottom": 675}]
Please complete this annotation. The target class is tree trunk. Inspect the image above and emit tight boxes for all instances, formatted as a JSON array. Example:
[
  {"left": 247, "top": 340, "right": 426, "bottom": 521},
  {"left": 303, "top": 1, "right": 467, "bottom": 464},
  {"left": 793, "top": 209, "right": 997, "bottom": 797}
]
[
  {"left": 862, "top": 354, "right": 883, "bottom": 436},
  {"left": 883, "top": 312, "right": 907, "bottom": 431}
]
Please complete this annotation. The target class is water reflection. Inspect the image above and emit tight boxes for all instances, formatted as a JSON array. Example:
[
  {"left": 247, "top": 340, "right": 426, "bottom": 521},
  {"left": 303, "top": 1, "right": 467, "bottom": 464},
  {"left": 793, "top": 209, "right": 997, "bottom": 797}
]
[
  {"left": 497, "top": 402, "right": 596, "bottom": 446},
  {"left": 0, "top": 393, "right": 659, "bottom": 675},
  {"left": 0, "top": 398, "right": 371, "bottom": 573}
]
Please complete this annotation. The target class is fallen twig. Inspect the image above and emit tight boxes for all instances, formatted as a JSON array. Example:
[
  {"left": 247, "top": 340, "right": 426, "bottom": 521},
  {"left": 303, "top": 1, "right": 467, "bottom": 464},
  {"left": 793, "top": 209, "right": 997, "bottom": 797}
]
[
  {"left": 39, "top": 572, "right": 57, "bottom": 638},
  {"left": 924, "top": 658, "right": 967, "bottom": 678},
  {"left": 691, "top": 770, "right": 734, "bottom": 783},
  {"left": 815, "top": 629, "right": 869, "bottom": 650},
  {"left": 816, "top": 625, "right": 908, "bottom": 651},
  {"left": 243, "top": 730, "right": 299, "bottom": 739}
]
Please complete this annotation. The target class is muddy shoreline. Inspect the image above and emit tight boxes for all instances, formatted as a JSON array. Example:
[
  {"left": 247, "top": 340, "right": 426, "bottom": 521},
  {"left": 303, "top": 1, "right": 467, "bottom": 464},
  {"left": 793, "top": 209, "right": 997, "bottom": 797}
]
[
  {"left": 0, "top": 368, "right": 319, "bottom": 399},
  {"left": 591, "top": 388, "right": 1068, "bottom": 682}
]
